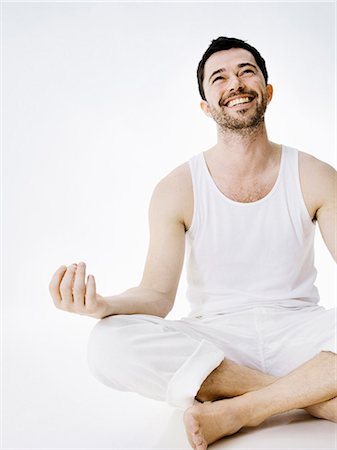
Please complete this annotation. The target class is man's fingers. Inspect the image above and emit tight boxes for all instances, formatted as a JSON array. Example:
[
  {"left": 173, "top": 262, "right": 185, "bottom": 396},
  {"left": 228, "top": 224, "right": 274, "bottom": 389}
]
[
  {"left": 59, "top": 264, "right": 77, "bottom": 306},
  {"left": 73, "top": 262, "right": 86, "bottom": 306},
  {"left": 49, "top": 265, "right": 67, "bottom": 305},
  {"left": 85, "top": 274, "right": 96, "bottom": 308},
  {"left": 50, "top": 263, "right": 99, "bottom": 316}
]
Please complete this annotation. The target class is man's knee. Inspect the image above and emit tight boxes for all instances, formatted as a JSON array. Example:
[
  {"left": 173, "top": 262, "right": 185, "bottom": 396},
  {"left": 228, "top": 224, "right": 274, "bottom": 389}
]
[
  {"left": 86, "top": 314, "right": 173, "bottom": 401},
  {"left": 87, "top": 315, "right": 138, "bottom": 389}
]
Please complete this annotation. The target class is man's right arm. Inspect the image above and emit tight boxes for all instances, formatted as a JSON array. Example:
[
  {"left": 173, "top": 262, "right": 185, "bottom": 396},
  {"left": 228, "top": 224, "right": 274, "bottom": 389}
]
[
  {"left": 49, "top": 164, "right": 190, "bottom": 319},
  {"left": 102, "top": 169, "right": 188, "bottom": 318}
]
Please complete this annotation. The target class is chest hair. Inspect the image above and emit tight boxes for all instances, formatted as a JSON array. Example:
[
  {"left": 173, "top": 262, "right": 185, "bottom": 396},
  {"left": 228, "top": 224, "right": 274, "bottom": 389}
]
[{"left": 213, "top": 176, "right": 276, "bottom": 203}]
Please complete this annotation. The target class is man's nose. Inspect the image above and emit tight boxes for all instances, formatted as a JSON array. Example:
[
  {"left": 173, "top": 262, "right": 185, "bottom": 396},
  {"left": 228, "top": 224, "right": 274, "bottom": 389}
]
[{"left": 228, "top": 75, "right": 244, "bottom": 92}]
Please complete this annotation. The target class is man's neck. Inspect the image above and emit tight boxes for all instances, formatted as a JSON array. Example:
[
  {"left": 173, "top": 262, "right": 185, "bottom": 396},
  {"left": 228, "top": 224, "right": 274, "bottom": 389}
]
[{"left": 209, "top": 123, "right": 279, "bottom": 178}]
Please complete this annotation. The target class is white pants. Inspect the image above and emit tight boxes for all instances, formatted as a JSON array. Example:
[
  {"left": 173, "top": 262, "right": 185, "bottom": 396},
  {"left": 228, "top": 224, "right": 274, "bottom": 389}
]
[{"left": 87, "top": 305, "right": 336, "bottom": 410}]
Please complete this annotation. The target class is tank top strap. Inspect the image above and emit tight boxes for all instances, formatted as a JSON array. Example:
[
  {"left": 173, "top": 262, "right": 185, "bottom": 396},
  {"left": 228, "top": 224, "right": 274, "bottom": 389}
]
[
  {"left": 187, "top": 152, "right": 211, "bottom": 238},
  {"left": 281, "top": 145, "right": 314, "bottom": 226}
]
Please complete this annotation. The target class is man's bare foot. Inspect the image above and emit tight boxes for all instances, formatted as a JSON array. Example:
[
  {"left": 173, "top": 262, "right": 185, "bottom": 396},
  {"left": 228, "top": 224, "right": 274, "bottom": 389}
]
[{"left": 183, "top": 397, "right": 252, "bottom": 450}]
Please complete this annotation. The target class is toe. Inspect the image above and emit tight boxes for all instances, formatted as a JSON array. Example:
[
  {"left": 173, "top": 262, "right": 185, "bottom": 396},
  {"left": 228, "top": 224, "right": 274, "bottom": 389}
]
[
  {"left": 196, "top": 442, "right": 207, "bottom": 450},
  {"left": 192, "top": 429, "right": 208, "bottom": 450},
  {"left": 184, "top": 408, "right": 204, "bottom": 449}
]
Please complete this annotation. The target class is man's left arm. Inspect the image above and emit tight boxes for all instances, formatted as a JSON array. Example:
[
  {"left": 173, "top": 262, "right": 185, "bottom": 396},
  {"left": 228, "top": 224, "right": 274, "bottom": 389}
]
[{"left": 316, "top": 164, "right": 337, "bottom": 263}]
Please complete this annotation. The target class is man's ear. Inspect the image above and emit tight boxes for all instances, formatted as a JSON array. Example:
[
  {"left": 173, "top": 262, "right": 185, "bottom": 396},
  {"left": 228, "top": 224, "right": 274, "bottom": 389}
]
[
  {"left": 200, "top": 99, "right": 212, "bottom": 117},
  {"left": 266, "top": 84, "right": 273, "bottom": 104}
]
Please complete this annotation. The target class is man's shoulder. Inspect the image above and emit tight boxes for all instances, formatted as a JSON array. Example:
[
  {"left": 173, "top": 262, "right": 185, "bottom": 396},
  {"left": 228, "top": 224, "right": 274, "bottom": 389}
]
[
  {"left": 298, "top": 150, "right": 336, "bottom": 212},
  {"left": 150, "top": 160, "right": 194, "bottom": 230},
  {"left": 155, "top": 160, "right": 192, "bottom": 193},
  {"left": 299, "top": 150, "right": 336, "bottom": 176},
  {"left": 299, "top": 150, "right": 335, "bottom": 172}
]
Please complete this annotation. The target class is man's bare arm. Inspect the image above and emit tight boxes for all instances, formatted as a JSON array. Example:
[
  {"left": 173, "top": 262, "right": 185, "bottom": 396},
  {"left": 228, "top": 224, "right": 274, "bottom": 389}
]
[
  {"left": 49, "top": 165, "right": 190, "bottom": 319},
  {"left": 102, "top": 171, "right": 188, "bottom": 318},
  {"left": 314, "top": 162, "right": 337, "bottom": 263}
]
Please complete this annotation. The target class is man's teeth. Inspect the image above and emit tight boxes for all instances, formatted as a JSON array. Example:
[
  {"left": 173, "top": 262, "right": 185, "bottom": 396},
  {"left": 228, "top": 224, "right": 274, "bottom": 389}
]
[{"left": 227, "top": 97, "right": 252, "bottom": 107}]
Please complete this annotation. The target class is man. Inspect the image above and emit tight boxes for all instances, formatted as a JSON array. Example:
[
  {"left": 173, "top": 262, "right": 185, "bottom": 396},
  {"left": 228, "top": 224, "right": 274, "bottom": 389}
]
[{"left": 49, "top": 37, "right": 337, "bottom": 450}]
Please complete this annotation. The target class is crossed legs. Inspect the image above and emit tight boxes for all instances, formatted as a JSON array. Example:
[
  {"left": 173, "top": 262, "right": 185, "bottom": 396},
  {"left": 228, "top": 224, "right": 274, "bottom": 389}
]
[
  {"left": 87, "top": 312, "right": 336, "bottom": 450},
  {"left": 184, "top": 351, "right": 337, "bottom": 450}
]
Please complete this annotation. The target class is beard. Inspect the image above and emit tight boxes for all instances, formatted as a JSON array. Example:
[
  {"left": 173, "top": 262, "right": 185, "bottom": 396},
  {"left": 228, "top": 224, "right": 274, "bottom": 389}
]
[{"left": 208, "top": 89, "right": 268, "bottom": 133}]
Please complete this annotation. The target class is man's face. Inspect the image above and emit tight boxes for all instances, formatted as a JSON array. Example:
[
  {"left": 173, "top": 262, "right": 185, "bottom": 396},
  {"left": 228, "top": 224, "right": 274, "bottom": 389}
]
[{"left": 201, "top": 48, "right": 273, "bottom": 131}]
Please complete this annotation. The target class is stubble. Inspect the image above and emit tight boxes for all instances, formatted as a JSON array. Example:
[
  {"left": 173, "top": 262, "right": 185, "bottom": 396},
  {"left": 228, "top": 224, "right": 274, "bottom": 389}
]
[{"left": 208, "top": 89, "right": 268, "bottom": 136}]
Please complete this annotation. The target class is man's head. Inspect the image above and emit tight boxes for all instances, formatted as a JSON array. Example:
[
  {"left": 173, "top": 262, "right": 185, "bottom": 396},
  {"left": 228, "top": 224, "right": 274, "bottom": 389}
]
[
  {"left": 196, "top": 37, "right": 273, "bottom": 133},
  {"left": 197, "top": 37, "right": 268, "bottom": 101}
]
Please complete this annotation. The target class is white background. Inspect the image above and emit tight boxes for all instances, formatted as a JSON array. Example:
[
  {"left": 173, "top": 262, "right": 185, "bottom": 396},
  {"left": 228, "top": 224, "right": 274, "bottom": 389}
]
[{"left": 2, "top": 1, "right": 336, "bottom": 449}]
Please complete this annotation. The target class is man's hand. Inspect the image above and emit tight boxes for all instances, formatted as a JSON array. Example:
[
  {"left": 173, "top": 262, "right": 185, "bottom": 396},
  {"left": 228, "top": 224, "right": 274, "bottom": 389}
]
[{"left": 49, "top": 262, "right": 109, "bottom": 319}]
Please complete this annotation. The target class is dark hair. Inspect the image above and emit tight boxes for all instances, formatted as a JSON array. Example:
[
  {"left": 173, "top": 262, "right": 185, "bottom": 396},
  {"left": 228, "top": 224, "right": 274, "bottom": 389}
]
[{"left": 197, "top": 37, "right": 268, "bottom": 100}]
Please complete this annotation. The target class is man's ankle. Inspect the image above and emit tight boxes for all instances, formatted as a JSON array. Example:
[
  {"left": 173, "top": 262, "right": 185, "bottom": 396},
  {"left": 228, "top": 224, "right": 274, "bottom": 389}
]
[{"left": 196, "top": 363, "right": 276, "bottom": 402}]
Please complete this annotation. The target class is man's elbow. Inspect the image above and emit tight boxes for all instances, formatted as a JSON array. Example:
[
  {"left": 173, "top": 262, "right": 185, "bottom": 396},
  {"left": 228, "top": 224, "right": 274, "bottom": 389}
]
[{"left": 156, "top": 296, "right": 175, "bottom": 318}]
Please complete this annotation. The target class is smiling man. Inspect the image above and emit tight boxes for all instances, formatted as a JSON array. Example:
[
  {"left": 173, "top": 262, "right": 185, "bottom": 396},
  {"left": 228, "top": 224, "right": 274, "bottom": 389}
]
[
  {"left": 201, "top": 52, "right": 271, "bottom": 132},
  {"left": 49, "top": 37, "right": 337, "bottom": 449}
]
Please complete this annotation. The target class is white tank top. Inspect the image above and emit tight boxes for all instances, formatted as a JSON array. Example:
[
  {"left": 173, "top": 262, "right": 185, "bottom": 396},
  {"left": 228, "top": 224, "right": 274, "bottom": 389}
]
[{"left": 185, "top": 145, "right": 319, "bottom": 317}]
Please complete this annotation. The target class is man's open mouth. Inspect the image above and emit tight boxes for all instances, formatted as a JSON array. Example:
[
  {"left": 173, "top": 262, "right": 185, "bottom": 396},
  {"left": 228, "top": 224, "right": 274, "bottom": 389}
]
[{"left": 225, "top": 96, "right": 255, "bottom": 108}]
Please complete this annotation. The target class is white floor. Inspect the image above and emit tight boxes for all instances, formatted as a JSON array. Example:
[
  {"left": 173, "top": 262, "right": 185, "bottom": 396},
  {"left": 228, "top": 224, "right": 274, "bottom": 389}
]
[{"left": 3, "top": 307, "right": 336, "bottom": 450}]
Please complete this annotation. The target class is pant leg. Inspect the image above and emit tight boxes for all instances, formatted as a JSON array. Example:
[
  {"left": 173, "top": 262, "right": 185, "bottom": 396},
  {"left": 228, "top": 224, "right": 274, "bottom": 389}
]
[
  {"left": 87, "top": 314, "right": 225, "bottom": 409},
  {"left": 263, "top": 306, "right": 337, "bottom": 377}
]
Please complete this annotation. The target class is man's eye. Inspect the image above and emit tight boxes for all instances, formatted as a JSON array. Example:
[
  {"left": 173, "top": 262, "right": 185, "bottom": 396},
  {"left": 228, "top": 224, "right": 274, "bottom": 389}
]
[
  {"left": 213, "top": 76, "right": 224, "bottom": 83},
  {"left": 242, "top": 69, "right": 254, "bottom": 75}
]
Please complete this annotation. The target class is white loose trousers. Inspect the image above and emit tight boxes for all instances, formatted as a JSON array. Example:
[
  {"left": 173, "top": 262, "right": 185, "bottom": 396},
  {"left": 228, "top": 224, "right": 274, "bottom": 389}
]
[{"left": 87, "top": 305, "right": 336, "bottom": 410}]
